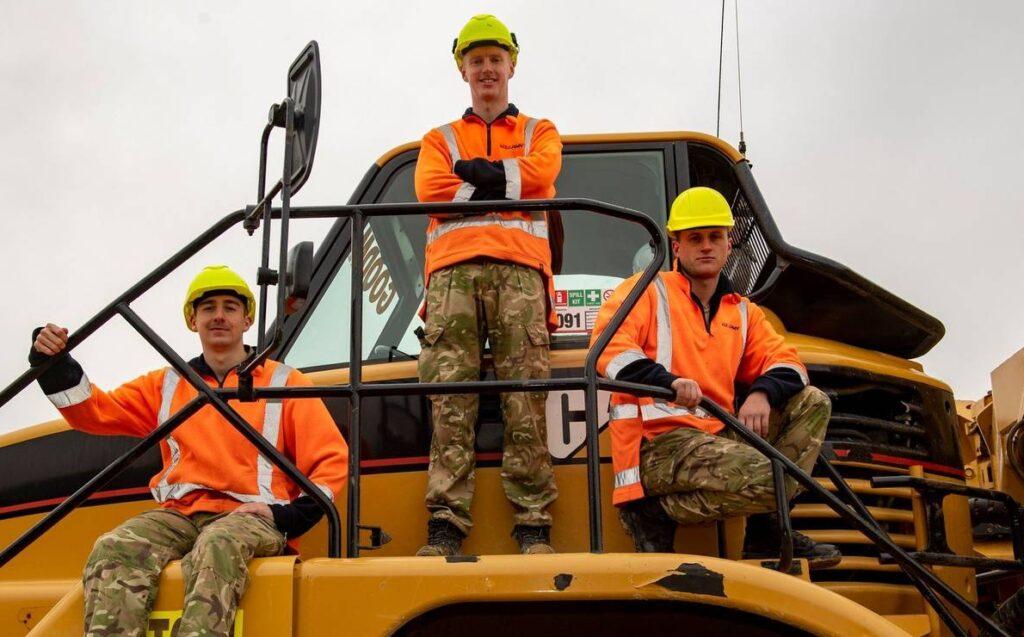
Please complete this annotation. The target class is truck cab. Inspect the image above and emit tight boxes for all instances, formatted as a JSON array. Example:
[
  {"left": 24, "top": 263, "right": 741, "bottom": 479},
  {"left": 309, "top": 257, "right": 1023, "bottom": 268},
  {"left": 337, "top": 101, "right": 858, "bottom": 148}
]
[{"left": 0, "top": 129, "right": 977, "bottom": 635}]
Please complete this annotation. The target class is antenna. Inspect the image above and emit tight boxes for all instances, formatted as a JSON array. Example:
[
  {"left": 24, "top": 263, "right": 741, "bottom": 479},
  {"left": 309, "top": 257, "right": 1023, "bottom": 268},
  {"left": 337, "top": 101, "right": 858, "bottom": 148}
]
[
  {"left": 716, "top": 0, "right": 725, "bottom": 138},
  {"left": 735, "top": 0, "right": 747, "bottom": 155},
  {"left": 715, "top": 0, "right": 748, "bottom": 155}
]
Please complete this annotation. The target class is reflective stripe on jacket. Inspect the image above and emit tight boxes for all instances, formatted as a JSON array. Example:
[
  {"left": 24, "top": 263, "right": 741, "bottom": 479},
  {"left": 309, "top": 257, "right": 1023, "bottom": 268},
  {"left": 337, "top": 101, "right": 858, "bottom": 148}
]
[
  {"left": 414, "top": 108, "right": 562, "bottom": 330},
  {"left": 49, "top": 359, "right": 349, "bottom": 516},
  {"left": 590, "top": 271, "right": 807, "bottom": 505}
]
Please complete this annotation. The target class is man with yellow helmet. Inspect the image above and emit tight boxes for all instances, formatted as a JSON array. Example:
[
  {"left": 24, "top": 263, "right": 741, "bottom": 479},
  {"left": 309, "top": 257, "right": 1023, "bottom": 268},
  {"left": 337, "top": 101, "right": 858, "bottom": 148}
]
[
  {"left": 31, "top": 265, "right": 349, "bottom": 636},
  {"left": 414, "top": 14, "right": 562, "bottom": 556},
  {"left": 590, "top": 187, "right": 840, "bottom": 568}
]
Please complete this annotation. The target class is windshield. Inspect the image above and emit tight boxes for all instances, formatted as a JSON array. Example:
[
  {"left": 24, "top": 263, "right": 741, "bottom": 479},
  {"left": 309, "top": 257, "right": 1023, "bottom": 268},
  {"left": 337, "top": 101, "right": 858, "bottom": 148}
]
[{"left": 286, "top": 148, "right": 671, "bottom": 369}]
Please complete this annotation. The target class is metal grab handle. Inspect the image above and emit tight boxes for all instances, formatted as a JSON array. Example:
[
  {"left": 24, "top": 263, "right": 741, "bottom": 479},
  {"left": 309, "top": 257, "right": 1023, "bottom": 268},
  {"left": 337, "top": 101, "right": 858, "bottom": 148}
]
[
  {"left": 817, "top": 455, "right": 971, "bottom": 637},
  {"left": 872, "top": 475, "right": 1024, "bottom": 570},
  {"left": 770, "top": 459, "right": 794, "bottom": 574}
]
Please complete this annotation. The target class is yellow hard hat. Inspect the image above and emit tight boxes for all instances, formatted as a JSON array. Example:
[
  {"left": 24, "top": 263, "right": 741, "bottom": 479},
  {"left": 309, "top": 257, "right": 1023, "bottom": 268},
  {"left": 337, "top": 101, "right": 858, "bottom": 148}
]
[
  {"left": 666, "top": 187, "right": 735, "bottom": 233},
  {"left": 183, "top": 265, "right": 256, "bottom": 330},
  {"left": 452, "top": 14, "right": 519, "bottom": 67}
]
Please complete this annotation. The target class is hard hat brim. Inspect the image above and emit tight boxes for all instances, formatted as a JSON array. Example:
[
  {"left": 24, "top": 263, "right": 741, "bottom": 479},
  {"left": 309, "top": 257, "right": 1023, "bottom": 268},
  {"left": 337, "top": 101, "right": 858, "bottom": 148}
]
[
  {"left": 454, "top": 40, "right": 518, "bottom": 66},
  {"left": 666, "top": 221, "right": 735, "bottom": 233}
]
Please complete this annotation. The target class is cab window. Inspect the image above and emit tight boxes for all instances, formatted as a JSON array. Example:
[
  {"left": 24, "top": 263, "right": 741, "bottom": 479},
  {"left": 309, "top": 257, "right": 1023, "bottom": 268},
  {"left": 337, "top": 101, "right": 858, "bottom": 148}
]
[{"left": 285, "top": 148, "right": 670, "bottom": 369}]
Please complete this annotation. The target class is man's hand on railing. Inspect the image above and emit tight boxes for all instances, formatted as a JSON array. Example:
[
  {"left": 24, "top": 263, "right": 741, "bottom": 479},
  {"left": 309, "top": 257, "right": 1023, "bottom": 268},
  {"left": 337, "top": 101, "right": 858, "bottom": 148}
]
[
  {"left": 30, "top": 323, "right": 69, "bottom": 362},
  {"left": 670, "top": 377, "right": 702, "bottom": 409},
  {"left": 738, "top": 390, "right": 771, "bottom": 438}
]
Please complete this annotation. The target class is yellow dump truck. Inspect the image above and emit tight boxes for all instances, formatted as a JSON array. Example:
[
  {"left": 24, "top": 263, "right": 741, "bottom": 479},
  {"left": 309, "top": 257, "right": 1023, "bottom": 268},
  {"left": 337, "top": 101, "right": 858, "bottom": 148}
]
[
  {"left": 957, "top": 347, "right": 1024, "bottom": 631},
  {"left": 0, "top": 42, "right": 1015, "bottom": 636}
]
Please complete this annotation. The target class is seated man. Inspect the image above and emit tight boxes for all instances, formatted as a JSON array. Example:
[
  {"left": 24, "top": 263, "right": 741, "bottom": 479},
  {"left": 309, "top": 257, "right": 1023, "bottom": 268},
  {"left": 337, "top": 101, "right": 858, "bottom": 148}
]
[
  {"left": 31, "top": 265, "right": 349, "bottom": 637},
  {"left": 590, "top": 187, "right": 841, "bottom": 568}
]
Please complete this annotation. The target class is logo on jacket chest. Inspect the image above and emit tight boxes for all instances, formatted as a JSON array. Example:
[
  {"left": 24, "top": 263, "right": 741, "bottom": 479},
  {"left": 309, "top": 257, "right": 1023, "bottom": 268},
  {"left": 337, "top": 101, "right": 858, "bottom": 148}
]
[
  {"left": 719, "top": 321, "right": 740, "bottom": 331},
  {"left": 500, "top": 142, "right": 524, "bottom": 150}
]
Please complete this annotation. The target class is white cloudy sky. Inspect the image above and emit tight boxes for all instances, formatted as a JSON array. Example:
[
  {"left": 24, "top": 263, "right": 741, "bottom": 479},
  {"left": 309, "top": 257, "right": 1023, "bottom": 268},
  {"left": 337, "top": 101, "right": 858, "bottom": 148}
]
[{"left": 1, "top": 1, "right": 1022, "bottom": 434}]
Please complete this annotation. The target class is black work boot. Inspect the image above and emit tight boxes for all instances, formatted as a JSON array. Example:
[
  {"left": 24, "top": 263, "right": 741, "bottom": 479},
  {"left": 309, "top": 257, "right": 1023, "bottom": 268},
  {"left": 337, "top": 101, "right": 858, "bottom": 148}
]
[
  {"left": 619, "top": 497, "right": 676, "bottom": 553},
  {"left": 416, "top": 518, "right": 465, "bottom": 557},
  {"left": 512, "top": 525, "right": 555, "bottom": 554},
  {"left": 743, "top": 512, "right": 842, "bottom": 569}
]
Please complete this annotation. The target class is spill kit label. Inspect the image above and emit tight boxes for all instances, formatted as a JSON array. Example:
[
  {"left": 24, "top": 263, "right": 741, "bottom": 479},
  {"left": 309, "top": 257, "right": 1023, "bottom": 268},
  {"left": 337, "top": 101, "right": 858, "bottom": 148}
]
[
  {"left": 553, "top": 288, "right": 615, "bottom": 334},
  {"left": 147, "top": 609, "right": 243, "bottom": 636},
  {"left": 552, "top": 274, "right": 623, "bottom": 335}
]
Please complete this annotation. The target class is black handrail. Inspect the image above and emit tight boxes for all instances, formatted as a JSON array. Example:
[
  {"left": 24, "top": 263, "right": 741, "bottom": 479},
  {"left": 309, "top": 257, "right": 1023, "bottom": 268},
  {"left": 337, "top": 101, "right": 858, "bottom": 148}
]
[
  {"left": 0, "top": 197, "right": 664, "bottom": 567},
  {"left": 0, "top": 397, "right": 205, "bottom": 567},
  {"left": 0, "top": 197, "right": 1007, "bottom": 635},
  {"left": 599, "top": 377, "right": 1008, "bottom": 636},
  {"left": 816, "top": 455, "right": 970, "bottom": 636},
  {"left": 0, "top": 207, "right": 343, "bottom": 568},
  {"left": 294, "top": 197, "right": 667, "bottom": 555}
]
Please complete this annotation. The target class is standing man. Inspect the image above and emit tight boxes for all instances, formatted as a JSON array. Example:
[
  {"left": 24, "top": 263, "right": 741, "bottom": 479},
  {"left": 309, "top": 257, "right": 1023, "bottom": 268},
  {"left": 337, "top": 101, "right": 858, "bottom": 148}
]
[
  {"left": 590, "top": 187, "right": 841, "bottom": 568},
  {"left": 31, "top": 265, "right": 349, "bottom": 636},
  {"left": 414, "top": 14, "right": 562, "bottom": 556}
]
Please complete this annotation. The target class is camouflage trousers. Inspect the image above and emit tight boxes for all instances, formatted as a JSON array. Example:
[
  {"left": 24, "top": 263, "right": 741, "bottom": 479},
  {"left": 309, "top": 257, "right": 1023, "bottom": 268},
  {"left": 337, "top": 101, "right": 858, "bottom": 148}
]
[
  {"left": 640, "top": 387, "right": 831, "bottom": 525},
  {"left": 82, "top": 507, "right": 285, "bottom": 637},
  {"left": 419, "top": 262, "right": 558, "bottom": 535}
]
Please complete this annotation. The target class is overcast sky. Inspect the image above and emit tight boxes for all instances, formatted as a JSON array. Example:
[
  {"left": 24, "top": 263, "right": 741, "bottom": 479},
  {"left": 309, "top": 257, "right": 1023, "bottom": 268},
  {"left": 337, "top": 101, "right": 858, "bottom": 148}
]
[{"left": 1, "top": 1, "right": 1022, "bottom": 435}]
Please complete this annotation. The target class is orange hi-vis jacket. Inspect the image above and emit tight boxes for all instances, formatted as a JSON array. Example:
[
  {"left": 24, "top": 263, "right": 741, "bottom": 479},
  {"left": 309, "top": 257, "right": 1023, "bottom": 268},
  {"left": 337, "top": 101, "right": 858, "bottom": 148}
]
[
  {"left": 414, "top": 105, "right": 562, "bottom": 330},
  {"left": 47, "top": 358, "right": 348, "bottom": 518},
  {"left": 590, "top": 271, "right": 808, "bottom": 505}
]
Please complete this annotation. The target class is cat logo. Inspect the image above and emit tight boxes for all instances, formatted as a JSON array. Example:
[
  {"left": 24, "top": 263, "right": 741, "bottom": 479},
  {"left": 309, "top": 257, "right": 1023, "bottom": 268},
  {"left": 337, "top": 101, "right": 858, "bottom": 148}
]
[{"left": 147, "top": 609, "right": 243, "bottom": 636}]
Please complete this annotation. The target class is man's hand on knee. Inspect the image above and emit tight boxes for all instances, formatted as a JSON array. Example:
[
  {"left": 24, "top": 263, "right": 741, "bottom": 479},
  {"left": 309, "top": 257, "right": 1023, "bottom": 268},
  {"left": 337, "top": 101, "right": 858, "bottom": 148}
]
[
  {"left": 670, "top": 378, "right": 702, "bottom": 409},
  {"left": 738, "top": 391, "right": 771, "bottom": 438},
  {"left": 231, "top": 503, "right": 273, "bottom": 521}
]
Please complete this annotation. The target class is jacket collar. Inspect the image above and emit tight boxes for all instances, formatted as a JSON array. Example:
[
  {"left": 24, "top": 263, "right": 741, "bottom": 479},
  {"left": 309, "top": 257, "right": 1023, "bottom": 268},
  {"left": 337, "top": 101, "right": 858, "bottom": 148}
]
[
  {"left": 462, "top": 103, "right": 519, "bottom": 124},
  {"left": 188, "top": 346, "right": 262, "bottom": 382},
  {"left": 668, "top": 271, "right": 739, "bottom": 317}
]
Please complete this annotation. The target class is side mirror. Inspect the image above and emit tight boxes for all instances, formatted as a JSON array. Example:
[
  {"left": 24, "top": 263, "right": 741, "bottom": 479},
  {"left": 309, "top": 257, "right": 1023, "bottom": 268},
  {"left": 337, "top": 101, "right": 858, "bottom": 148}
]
[
  {"left": 285, "top": 41, "right": 321, "bottom": 196},
  {"left": 284, "top": 241, "right": 314, "bottom": 315}
]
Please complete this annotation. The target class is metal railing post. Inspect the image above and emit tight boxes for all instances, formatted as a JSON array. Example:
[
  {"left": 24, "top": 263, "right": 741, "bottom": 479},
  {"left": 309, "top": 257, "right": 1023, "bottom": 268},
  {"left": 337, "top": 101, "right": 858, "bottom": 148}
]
[
  {"left": 347, "top": 209, "right": 364, "bottom": 558},
  {"left": 770, "top": 459, "right": 793, "bottom": 574}
]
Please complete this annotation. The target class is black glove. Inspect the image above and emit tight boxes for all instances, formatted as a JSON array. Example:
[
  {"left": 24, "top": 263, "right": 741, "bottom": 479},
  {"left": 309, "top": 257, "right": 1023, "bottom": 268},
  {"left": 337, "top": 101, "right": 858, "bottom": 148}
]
[
  {"left": 28, "top": 327, "right": 52, "bottom": 367},
  {"left": 29, "top": 326, "right": 85, "bottom": 394},
  {"left": 453, "top": 158, "right": 507, "bottom": 190}
]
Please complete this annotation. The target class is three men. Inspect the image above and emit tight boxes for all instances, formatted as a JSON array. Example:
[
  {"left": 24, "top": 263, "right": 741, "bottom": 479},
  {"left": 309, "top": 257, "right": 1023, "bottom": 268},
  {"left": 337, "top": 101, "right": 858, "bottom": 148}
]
[
  {"left": 590, "top": 187, "right": 841, "bottom": 567},
  {"left": 414, "top": 14, "right": 562, "bottom": 556},
  {"left": 31, "top": 265, "right": 349, "bottom": 636}
]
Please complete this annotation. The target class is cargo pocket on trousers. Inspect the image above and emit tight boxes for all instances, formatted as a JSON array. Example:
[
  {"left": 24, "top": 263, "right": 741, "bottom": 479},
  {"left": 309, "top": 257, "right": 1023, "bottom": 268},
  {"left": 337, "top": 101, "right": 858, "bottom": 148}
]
[
  {"left": 526, "top": 324, "right": 550, "bottom": 347},
  {"left": 524, "top": 324, "right": 551, "bottom": 382},
  {"left": 417, "top": 324, "right": 446, "bottom": 383},
  {"left": 418, "top": 324, "right": 445, "bottom": 348},
  {"left": 640, "top": 430, "right": 722, "bottom": 496}
]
